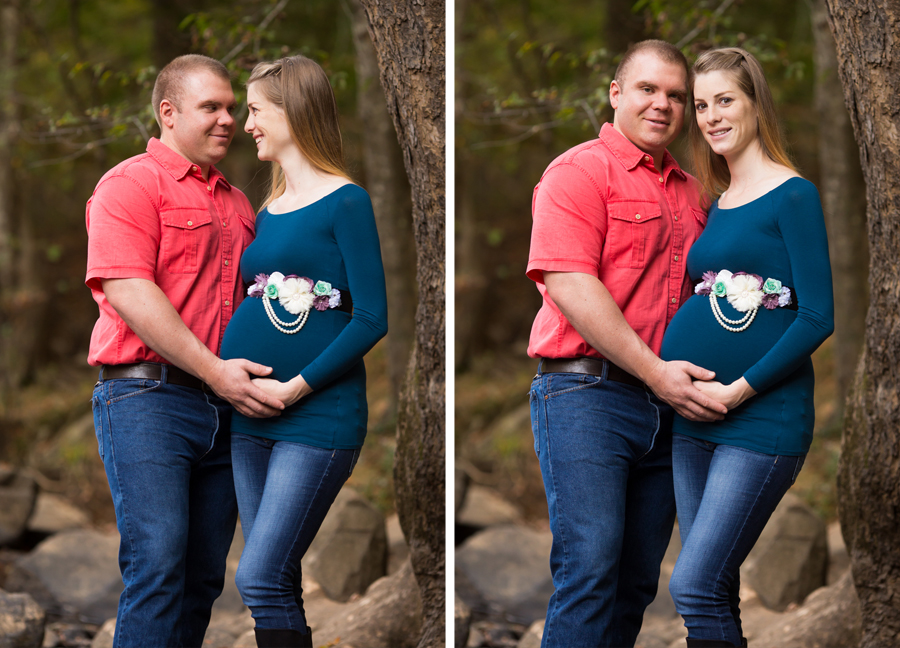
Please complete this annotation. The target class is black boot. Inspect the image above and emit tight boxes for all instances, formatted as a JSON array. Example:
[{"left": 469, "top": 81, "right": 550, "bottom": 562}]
[
  {"left": 686, "top": 639, "right": 741, "bottom": 648},
  {"left": 254, "top": 627, "right": 313, "bottom": 648}
]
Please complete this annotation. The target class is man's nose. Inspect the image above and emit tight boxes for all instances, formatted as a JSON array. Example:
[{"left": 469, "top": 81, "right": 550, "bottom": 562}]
[{"left": 651, "top": 91, "right": 671, "bottom": 111}]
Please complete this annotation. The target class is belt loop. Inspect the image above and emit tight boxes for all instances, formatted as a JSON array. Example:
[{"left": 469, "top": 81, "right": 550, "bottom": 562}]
[
  {"left": 600, "top": 358, "right": 609, "bottom": 381},
  {"left": 537, "top": 358, "right": 545, "bottom": 375},
  {"left": 159, "top": 362, "right": 168, "bottom": 384}
]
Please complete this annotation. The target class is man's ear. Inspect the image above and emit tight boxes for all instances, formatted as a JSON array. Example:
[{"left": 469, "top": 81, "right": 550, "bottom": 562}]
[
  {"left": 609, "top": 80, "right": 621, "bottom": 110},
  {"left": 158, "top": 99, "right": 177, "bottom": 130}
]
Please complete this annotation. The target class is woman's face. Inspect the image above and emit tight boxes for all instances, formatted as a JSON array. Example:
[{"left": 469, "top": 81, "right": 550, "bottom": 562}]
[
  {"left": 244, "top": 83, "right": 293, "bottom": 162},
  {"left": 693, "top": 70, "right": 759, "bottom": 160}
]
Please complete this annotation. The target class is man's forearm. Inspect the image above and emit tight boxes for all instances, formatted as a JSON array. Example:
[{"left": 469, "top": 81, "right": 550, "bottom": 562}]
[
  {"left": 101, "top": 278, "right": 221, "bottom": 382},
  {"left": 543, "top": 271, "right": 663, "bottom": 382}
]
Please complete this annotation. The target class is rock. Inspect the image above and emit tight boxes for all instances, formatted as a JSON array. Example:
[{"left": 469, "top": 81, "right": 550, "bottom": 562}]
[
  {"left": 0, "top": 588, "right": 45, "bottom": 648},
  {"left": 89, "top": 619, "right": 114, "bottom": 648},
  {"left": 827, "top": 521, "right": 850, "bottom": 585},
  {"left": 456, "top": 486, "right": 522, "bottom": 530},
  {"left": 0, "top": 466, "right": 38, "bottom": 547},
  {"left": 313, "top": 558, "right": 422, "bottom": 648},
  {"left": 25, "top": 494, "right": 89, "bottom": 537},
  {"left": 5, "top": 529, "right": 121, "bottom": 623},
  {"left": 304, "top": 488, "right": 387, "bottom": 603},
  {"left": 455, "top": 524, "right": 553, "bottom": 624},
  {"left": 385, "top": 513, "right": 409, "bottom": 575},
  {"left": 455, "top": 593, "right": 471, "bottom": 648},
  {"left": 750, "top": 570, "right": 860, "bottom": 647},
  {"left": 517, "top": 620, "right": 543, "bottom": 648},
  {"left": 741, "top": 493, "right": 827, "bottom": 611}
]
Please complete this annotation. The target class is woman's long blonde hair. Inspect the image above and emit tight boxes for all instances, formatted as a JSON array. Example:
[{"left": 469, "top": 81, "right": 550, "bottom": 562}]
[
  {"left": 247, "top": 55, "right": 351, "bottom": 211},
  {"left": 689, "top": 47, "right": 797, "bottom": 199}
]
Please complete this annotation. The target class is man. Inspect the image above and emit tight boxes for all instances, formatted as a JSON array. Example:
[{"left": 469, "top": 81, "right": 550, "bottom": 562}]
[
  {"left": 527, "top": 40, "right": 728, "bottom": 648},
  {"left": 86, "top": 55, "right": 283, "bottom": 648}
]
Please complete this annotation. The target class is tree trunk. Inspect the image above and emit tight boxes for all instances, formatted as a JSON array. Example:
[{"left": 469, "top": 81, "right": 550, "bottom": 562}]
[
  {"left": 825, "top": 2, "right": 900, "bottom": 646},
  {"left": 357, "top": 2, "right": 445, "bottom": 647},
  {"left": 350, "top": 0, "right": 417, "bottom": 418},
  {"left": 810, "top": 0, "right": 868, "bottom": 416},
  {"left": 0, "top": 0, "right": 20, "bottom": 405}
]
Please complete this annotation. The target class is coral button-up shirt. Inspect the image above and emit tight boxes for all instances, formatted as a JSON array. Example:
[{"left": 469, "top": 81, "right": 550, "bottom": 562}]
[
  {"left": 85, "top": 138, "right": 256, "bottom": 367},
  {"left": 527, "top": 123, "right": 706, "bottom": 359}
]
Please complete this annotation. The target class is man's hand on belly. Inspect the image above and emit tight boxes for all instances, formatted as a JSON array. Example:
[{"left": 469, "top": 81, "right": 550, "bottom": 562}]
[
  {"left": 206, "top": 358, "right": 285, "bottom": 418},
  {"left": 646, "top": 360, "right": 728, "bottom": 422}
]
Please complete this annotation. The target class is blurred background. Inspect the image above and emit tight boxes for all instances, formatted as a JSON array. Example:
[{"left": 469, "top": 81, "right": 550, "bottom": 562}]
[
  {"left": 455, "top": 0, "right": 866, "bottom": 536},
  {"left": 0, "top": 0, "right": 416, "bottom": 529}
]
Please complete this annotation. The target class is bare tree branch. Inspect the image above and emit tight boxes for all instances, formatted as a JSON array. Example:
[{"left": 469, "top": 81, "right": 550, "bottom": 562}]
[
  {"left": 221, "top": 0, "right": 290, "bottom": 64},
  {"left": 675, "top": 0, "right": 738, "bottom": 49}
]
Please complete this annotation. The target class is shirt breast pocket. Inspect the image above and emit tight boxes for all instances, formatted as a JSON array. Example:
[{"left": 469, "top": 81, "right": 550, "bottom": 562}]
[
  {"left": 160, "top": 208, "right": 213, "bottom": 274},
  {"left": 606, "top": 202, "right": 663, "bottom": 269}
]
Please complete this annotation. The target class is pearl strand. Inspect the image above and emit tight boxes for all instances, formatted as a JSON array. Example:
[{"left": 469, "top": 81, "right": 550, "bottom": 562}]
[
  {"left": 709, "top": 293, "right": 758, "bottom": 332},
  {"left": 263, "top": 295, "right": 309, "bottom": 334}
]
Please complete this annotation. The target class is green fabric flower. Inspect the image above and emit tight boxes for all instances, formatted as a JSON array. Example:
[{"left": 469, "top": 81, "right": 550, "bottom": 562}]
[
  {"left": 763, "top": 278, "right": 783, "bottom": 294},
  {"left": 712, "top": 281, "right": 727, "bottom": 297},
  {"left": 264, "top": 284, "right": 279, "bottom": 299},
  {"left": 313, "top": 280, "right": 332, "bottom": 297}
]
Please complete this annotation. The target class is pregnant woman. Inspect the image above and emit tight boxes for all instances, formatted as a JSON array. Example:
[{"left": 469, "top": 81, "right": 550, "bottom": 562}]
[
  {"left": 219, "top": 55, "right": 387, "bottom": 648},
  {"left": 660, "top": 48, "right": 834, "bottom": 648}
]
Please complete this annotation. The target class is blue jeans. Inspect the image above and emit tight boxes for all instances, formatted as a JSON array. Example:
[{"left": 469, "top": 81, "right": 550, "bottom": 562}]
[
  {"left": 668, "top": 433, "right": 805, "bottom": 645},
  {"left": 530, "top": 365, "right": 676, "bottom": 648},
  {"left": 91, "top": 375, "right": 238, "bottom": 648},
  {"left": 232, "top": 433, "right": 359, "bottom": 630}
]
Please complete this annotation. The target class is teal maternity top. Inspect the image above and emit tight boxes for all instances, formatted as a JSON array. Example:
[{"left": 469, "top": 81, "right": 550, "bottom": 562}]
[
  {"left": 660, "top": 178, "right": 834, "bottom": 456},
  {"left": 220, "top": 184, "right": 387, "bottom": 449}
]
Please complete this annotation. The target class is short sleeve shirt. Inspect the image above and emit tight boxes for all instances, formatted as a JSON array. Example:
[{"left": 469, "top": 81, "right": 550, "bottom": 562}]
[
  {"left": 527, "top": 123, "right": 706, "bottom": 359},
  {"left": 85, "top": 138, "right": 256, "bottom": 366}
]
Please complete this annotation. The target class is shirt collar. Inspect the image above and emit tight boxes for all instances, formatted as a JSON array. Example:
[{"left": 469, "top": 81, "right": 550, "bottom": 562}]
[
  {"left": 146, "top": 138, "right": 232, "bottom": 189},
  {"left": 598, "top": 123, "right": 686, "bottom": 180}
]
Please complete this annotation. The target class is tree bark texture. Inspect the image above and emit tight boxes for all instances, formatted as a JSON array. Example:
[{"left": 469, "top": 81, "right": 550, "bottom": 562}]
[
  {"left": 351, "top": 0, "right": 417, "bottom": 417},
  {"left": 826, "top": 2, "right": 900, "bottom": 646},
  {"left": 811, "top": 0, "right": 868, "bottom": 415},
  {"left": 357, "top": 2, "right": 445, "bottom": 647}
]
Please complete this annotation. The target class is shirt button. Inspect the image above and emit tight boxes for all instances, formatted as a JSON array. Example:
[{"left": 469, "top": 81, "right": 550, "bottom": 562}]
[
  {"left": 671, "top": 297, "right": 677, "bottom": 304},
  {"left": 675, "top": 255, "right": 679, "bottom": 261},
  {"left": 658, "top": 177, "right": 664, "bottom": 183},
  {"left": 635, "top": 214, "right": 641, "bottom": 220},
  {"left": 192, "top": 166, "right": 198, "bottom": 172},
  {"left": 224, "top": 260, "right": 229, "bottom": 266},
  {"left": 674, "top": 216, "right": 679, "bottom": 221},
  {"left": 225, "top": 300, "right": 230, "bottom": 306},
  {"left": 222, "top": 221, "right": 227, "bottom": 227},
  {"left": 186, "top": 220, "right": 192, "bottom": 226},
  {"left": 207, "top": 186, "right": 212, "bottom": 192},
  {"left": 644, "top": 155, "right": 651, "bottom": 162}
]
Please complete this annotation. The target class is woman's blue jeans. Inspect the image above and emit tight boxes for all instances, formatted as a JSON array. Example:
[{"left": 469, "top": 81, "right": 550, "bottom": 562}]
[
  {"left": 91, "top": 376, "right": 238, "bottom": 648},
  {"left": 530, "top": 367, "right": 676, "bottom": 648},
  {"left": 669, "top": 433, "right": 805, "bottom": 645},
  {"left": 231, "top": 433, "right": 359, "bottom": 630}
]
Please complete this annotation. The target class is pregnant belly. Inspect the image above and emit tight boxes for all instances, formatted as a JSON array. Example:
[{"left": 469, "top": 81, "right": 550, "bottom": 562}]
[{"left": 661, "top": 294, "right": 793, "bottom": 385}]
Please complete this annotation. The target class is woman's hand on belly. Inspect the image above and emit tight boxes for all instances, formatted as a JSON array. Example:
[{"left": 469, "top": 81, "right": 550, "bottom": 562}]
[
  {"left": 251, "top": 373, "right": 313, "bottom": 408},
  {"left": 693, "top": 377, "right": 757, "bottom": 412}
]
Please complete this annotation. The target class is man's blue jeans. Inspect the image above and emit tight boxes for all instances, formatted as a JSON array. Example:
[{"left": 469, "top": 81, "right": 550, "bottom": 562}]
[
  {"left": 669, "top": 433, "right": 804, "bottom": 645},
  {"left": 530, "top": 364, "right": 676, "bottom": 648},
  {"left": 231, "top": 433, "right": 359, "bottom": 630},
  {"left": 92, "top": 375, "right": 238, "bottom": 648}
]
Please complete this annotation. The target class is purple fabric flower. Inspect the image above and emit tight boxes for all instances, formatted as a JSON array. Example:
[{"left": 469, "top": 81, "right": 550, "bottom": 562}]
[
  {"left": 313, "top": 295, "right": 331, "bottom": 311},
  {"left": 761, "top": 293, "right": 780, "bottom": 310},
  {"left": 702, "top": 270, "right": 717, "bottom": 285},
  {"left": 248, "top": 273, "right": 268, "bottom": 297},
  {"left": 778, "top": 286, "right": 792, "bottom": 307},
  {"left": 695, "top": 270, "right": 717, "bottom": 295},
  {"left": 298, "top": 277, "right": 314, "bottom": 292}
]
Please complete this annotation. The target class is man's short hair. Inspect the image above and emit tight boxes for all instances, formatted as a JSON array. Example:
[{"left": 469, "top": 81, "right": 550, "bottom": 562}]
[
  {"left": 151, "top": 54, "right": 231, "bottom": 127},
  {"left": 614, "top": 40, "right": 690, "bottom": 87}
]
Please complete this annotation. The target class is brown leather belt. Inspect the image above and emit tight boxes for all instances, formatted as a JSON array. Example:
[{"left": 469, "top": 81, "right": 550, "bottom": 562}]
[
  {"left": 539, "top": 357, "right": 646, "bottom": 390},
  {"left": 100, "top": 362, "right": 212, "bottom": 393}
]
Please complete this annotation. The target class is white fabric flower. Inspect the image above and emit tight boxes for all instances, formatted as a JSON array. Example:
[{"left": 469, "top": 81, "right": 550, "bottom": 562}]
[
  {"left": 279, "top": 277, "right": 314, "bottom": 314},
  {"left": 715, "top": 269, "right": 734, "bottom": 290},
  {"left": 267, "top": 272, "right": 286, "bottom": 290},
  {"left": 726, "top": 273, "right": 764, "bottom": 312}
]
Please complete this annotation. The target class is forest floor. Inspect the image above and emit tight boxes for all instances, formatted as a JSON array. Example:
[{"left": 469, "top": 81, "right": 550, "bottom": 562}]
[
  {"left": 0, "top": 341, "right": 399, "bottom": 525},
  {"left": 456, "top": 338, "right": 843, "bottom": 526}
]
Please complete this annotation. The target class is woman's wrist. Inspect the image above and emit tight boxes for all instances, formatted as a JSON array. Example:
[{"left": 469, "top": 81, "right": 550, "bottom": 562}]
[{"left": 732, "top": 377, "right": 757, "bottom": 407}]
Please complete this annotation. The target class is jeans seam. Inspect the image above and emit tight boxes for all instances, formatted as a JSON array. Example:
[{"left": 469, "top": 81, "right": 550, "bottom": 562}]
[
  {"left": 544, "top": 373, "right": 604, "bottom": 397},
  {"left": 106, "top": 379, "right": 163, "bottom": 404},
  {"left": 636, "top": 389, "right": 662, "bottom": 462},
  {"left": 197, "top": 391, "right": 220, "bottom": 461},
  {"left": 541, "top": 386, "right": 564, "bottom": 646}
]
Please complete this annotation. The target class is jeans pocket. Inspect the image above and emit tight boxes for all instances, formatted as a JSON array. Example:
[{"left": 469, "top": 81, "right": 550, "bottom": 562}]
[
  {"left": 790, "top": 455, "right": 806, "bottom": 485},
  {"left": 106, "top": 378, "right": 163, "bottom": 404},
  {"left": 544, "top": 372, "right": 604, "bottom": 397},
  {"left": 91, "top": 391, "right": 105, "bottom": 462},
  {"left": 529, "top": 386, "right": 541, "bottom": 457},
  {"left": 348, "top": 448, "right": 361, "bottom": 477}
]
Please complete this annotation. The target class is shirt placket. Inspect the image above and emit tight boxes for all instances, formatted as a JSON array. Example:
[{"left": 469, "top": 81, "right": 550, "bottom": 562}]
[
  {"left": 661, "top": 169, "right": 685, "bottom": 323},
  {"left": 208, "top": 179, "right": 234, "bottom": 346}
]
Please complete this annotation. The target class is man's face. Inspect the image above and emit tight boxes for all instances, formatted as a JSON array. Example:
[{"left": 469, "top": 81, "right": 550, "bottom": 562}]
[
  {"left": 162, "top": 70, "right": 237, "bottom": 170},
  {"left": 609, "top": 52, "right": 688, "bottom": 160}
]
